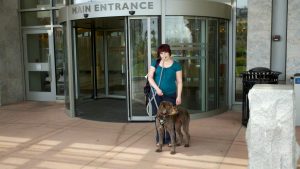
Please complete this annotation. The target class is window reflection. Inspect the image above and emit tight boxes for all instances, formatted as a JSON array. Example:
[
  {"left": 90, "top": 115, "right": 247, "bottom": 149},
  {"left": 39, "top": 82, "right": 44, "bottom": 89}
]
[
  {"left": 27, "top": 34, "right": 49, "bottom": 63},
  {"left": 207, "top": 19, "right": 218, "bottom": 111},
  {"left": 73, "top": 0, "right": 89, "bottom": 4},
  {"left": 218, "top": 20, "right": 228, "bottom": 107},
  {"left": 21, "top": 0, "right": 51, "bottom": 9},
  {"left": 54, "top": 28, "right": 65, "bottom": 95},
  {"left": 235, "top": 0, "right": 248, "bottom": 102},
  {"left": 165, "top": 16, "right": 228, "bottom": 112},
  {"left": 21, "top": 11, "right": 51, "bottom": 26},
  {"left": 53, "top": 0, "right": 66, "bottom": 7},
  {"left": 20, "top": 0, "right": 66, "bottom": 9},
  {"left": 166, "top": 17, "right": 193, "bottom": 44},
  {"left": 129, "top": 17, "right": 160, "bottom": 117},
  {"left": 29, "top": 71, "right": 51, "bottom": 92}
]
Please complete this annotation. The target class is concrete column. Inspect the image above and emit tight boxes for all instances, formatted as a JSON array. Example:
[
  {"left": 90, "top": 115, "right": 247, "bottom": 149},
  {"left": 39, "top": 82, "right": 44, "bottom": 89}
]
[
  {"left": 247, "top": 0, "right": 272, "bottom": 70},
  {"left": 286, "top": 0, "right": 300, "bottom": 81},
  {"left": 0, "top": 1, "right": 24, "bottom": 104}
]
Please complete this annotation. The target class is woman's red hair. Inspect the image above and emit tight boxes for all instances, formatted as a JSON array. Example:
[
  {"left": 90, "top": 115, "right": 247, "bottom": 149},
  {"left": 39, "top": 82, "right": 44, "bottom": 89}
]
[{"left": 157, "top": 44, "right": 171, "bottom": 58}]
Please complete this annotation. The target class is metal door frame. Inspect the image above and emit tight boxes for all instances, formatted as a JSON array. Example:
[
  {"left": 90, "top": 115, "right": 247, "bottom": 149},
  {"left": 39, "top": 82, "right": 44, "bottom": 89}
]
[
  {"left": 128, "top": 16, "right": 156, "bottom": 121},
  {"left": 23, "top": 29, "right": 56, "bottom": 101}
]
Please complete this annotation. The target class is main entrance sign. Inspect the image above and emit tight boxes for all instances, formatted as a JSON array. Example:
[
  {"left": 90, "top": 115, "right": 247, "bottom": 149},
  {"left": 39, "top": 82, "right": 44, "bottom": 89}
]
[
  {"left": 59, "top": 0, "right": 161, "bottom": 21},
  {"left": 72, "top": 2, "right": 154, "bottom": 14}
]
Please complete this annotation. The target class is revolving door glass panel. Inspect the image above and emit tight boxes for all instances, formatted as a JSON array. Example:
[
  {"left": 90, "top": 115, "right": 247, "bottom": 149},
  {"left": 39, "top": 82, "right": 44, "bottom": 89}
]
[
  {"left": 106, "top": 31, "right": 126, "bottom": 97},
  {"left": 129, "top": 17, "right": 160, "bottom": 121},
  {"left": 76, "top": 28, "right": 93, "bottom": 99},
  {"left": 165, "top": 16, "right": 229, "bottom": 113},
  {"left": 75, "top": 29, "right": 126, "bottom": 99},
  {"left": 166, "top": 16, "right": 206, "bottom": 112}
]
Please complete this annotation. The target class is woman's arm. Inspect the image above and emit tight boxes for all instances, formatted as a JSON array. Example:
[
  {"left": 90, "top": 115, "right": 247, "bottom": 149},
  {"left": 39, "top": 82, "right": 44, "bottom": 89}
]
[
  {"left": 148, "top": 66, "right": 163, "bottom": 96},
  {"left": 176, "top": 70, "right": 183, "bottom": 105}
]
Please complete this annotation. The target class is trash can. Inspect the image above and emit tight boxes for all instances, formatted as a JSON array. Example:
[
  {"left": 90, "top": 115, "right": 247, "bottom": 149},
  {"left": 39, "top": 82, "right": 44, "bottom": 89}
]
[{"left": 240, "top": 67, "right": 281, "bottom": 126}]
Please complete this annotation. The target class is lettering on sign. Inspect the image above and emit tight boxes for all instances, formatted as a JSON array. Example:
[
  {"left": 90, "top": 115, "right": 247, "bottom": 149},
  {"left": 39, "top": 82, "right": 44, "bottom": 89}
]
[{"left": 72, "top": 1, "right": 154, "bottom": 15}]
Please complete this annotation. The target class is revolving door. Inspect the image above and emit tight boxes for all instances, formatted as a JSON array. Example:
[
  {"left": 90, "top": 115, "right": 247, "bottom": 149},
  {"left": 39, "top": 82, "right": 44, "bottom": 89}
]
[{"left": 74, "top": 17, "right": 128, "bottom": 121}]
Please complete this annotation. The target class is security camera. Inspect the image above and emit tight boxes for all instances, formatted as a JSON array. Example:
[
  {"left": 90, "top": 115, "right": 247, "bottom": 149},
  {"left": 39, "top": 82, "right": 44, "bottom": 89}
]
[
  {"left": 129, "top": 11, "right": 135, "bottom": 15},
  {"left": 83, "top": 13, "right": 89, "bottom": 18}
]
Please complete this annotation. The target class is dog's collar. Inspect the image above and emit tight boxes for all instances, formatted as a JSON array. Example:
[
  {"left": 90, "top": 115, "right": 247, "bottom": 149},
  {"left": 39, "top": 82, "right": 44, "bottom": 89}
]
[{"left": 158, "top": 115, "right": 167, "bottom": 126}]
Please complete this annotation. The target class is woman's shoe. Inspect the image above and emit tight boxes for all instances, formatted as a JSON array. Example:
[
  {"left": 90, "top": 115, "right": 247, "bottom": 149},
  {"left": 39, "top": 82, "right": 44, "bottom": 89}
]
[{"left": 168, "top": 143, "right": 172, "bottom": 147}]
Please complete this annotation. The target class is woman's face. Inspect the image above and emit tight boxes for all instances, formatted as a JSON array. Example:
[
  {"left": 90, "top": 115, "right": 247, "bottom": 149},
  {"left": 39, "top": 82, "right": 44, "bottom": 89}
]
[{"left": 160, "top": 51, "right": 170, "bottom": 60}]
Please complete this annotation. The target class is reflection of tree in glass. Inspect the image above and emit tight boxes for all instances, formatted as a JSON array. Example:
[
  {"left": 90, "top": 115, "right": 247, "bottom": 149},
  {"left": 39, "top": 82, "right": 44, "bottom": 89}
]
[
  {"left": 165, "top": 17, "right": 192, "bottom": 44},
  {"left": 236, "top": 6, "right": 247, "bottom": 76}
]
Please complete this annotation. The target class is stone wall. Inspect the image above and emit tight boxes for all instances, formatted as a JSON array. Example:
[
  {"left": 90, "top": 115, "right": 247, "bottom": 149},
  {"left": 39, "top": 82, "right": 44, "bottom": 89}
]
[
  {"left": 246, "top": 0, "right": 272, "bottom": 70},
  {"left": 247, "top": 0, "right": 300, "bottom": 81},
  {"left": 0, "top": 0, "right": 24, "bottom": 105},
  {"left": 287, "top": 0, "right": 300, "bottom": 81}
]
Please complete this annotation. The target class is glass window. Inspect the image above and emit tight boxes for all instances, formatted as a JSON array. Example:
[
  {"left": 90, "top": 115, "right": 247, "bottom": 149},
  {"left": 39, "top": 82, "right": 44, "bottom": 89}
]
[
  {"left": 207, "top": 19, "right": 218, "bottom": 111},
  {"left": 107, "top": 31, "right": 126, "bottom": 96},
  {"left": 29, "top": 71, "right": 51, "bottom": 92},
  {"left": 76, "top": 28, "right": 92, "bottom": 97},
  {"left": 166, "top": 16, "right": 207, "bottom": 112},
  {"left": 27, "top": 33, "right": 49, "bottom": 63},
  {"left": 54, "top": 28, "right": 65, "bottom": 95},
  {"left": 165, "top": 16, "right": 229, "bottom": 112},
  {"left": 21, "top": 0, "right": 51, "bottom": 9},
  {"left": 129, "top": 17, "right": 160, "bottom": 118},
  {"left": 53, "top": 0, "right": 66, "bottom": 7},
  {"left": 235, "top": 0, "right": 248, "bottom": 102},
  {"left": 21, "top": 11, "right": 51, "bottom": 26},
  {"left": 53, "top": 10, "right": 60, "bottom": 25},
  {"left": 62, "top": 23, "right": 70, "bottom": 109},
  {"left": 72, "top": 0, "right": 89, "bottom": 4},
  {"left": 218, "top": 20, "right": 229, "bottom": 107}
]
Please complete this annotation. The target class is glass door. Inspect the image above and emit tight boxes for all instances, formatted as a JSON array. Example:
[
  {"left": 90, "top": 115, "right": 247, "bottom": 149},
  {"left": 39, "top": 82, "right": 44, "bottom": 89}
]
[
  {"left": 106, "top": 31, "right": 126, "bottom": 98},
  {"left": 23, "top": 30, "right": 56, "bottom": 101},
  {"left": 76, "top": 28, "right": 93, "bottom": 99},
  {"left": 75, "top": 28, "right": 126, "bottom": 99},
  {"left": 128, "top": 17, "right": 160, "bottom": 121}
]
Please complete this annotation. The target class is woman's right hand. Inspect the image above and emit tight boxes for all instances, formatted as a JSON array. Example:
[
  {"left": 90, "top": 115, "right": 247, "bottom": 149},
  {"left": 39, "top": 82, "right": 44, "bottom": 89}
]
[{"left": 156, "top": 88, "right": 163, "bottom": 96}]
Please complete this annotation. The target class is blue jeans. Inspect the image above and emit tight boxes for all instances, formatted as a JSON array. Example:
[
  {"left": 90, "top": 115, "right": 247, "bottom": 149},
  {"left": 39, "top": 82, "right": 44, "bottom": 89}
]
[{"left": 151, "top": 92, "right": 176, "bottom": 144}]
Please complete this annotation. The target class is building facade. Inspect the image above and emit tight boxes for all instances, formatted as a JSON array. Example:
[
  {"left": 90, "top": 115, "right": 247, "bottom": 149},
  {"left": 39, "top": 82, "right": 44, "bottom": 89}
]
[
  {"left": 60, "top": 0, "right": 231, "bottom": 121},
  {"left": 247, "top": 0, "right": 300, "bottom": 81},
  {"left": 0, "top": 0, "right": 23, "bottom": 105},
  {"left": 0, "top": 0, "right": 299, "bottom": 121}
]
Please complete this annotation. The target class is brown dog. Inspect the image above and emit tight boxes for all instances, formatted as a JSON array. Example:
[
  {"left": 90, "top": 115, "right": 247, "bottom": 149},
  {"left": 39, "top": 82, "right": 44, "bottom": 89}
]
[{"left": 155, "top": 101, "right": 190, "bottom": 154}]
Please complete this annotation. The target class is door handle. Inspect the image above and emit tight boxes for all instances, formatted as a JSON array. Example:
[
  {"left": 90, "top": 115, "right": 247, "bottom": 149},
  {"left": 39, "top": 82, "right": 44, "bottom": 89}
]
[{"left": 47, "top": 54, "right": 52, "bottom": 82}]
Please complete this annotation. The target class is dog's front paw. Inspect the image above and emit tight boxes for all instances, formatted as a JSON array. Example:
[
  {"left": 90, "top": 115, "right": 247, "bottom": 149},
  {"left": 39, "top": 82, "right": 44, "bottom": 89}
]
[
  {"left": 184, "top": 144, "right": 189, "bottom": 147},
  {"left": 156, "top": 149, "right": 162, "bottom": 152},
  {"left": 170, "top": 151, "right": 176, "bottom": 155}
]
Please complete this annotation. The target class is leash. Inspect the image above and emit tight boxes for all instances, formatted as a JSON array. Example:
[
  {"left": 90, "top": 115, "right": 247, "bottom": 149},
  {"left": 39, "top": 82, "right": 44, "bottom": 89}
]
[
  {"left": 146, "top": 60, "right": 177, "bottom": 145},
  {"left": 146, "top": 61, "right": 164, "bottom": 117}
]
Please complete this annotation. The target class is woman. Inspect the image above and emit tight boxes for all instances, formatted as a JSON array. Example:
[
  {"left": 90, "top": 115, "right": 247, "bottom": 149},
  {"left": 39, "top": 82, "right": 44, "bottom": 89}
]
[{"left": 147, "top": 44, "right": 183, "bottom": 145}]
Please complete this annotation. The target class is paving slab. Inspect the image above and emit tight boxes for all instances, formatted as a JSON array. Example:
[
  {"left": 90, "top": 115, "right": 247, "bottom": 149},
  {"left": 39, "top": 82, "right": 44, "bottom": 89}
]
[{"left": 1, "top": 101, "right": 298, "bottom": 169}]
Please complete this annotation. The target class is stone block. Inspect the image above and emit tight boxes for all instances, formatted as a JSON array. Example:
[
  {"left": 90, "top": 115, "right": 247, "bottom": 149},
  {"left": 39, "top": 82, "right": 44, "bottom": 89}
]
[{"left": 246, "top": 84, "right": 300, "bottom": 169}]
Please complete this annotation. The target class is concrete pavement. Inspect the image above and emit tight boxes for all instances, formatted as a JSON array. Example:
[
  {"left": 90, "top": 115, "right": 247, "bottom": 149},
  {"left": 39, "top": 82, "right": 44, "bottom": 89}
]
[{"left": 0, "top": 101, "right": 296, "bottom": 169}]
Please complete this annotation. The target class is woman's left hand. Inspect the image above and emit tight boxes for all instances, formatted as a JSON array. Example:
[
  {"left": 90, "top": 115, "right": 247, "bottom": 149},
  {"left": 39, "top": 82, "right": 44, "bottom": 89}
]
[{"left": 176, "top": 97, "right": 182, "bottom": 105}]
